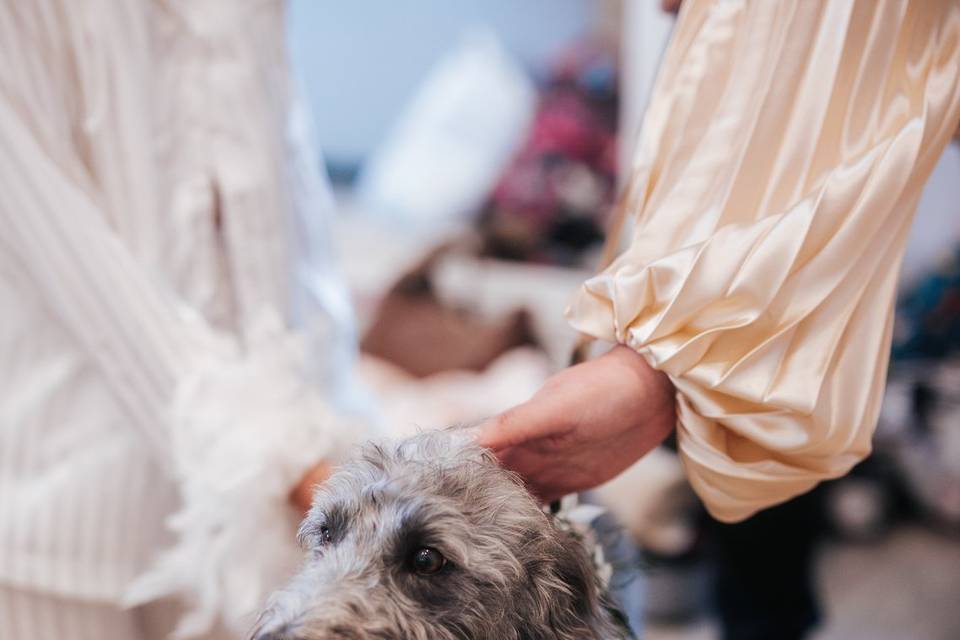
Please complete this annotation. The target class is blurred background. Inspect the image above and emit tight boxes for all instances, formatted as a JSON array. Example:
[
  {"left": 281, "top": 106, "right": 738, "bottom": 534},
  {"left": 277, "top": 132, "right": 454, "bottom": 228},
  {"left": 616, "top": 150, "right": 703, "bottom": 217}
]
[{"left": 287, "top": 2, "right": 960, "bottom": 638}]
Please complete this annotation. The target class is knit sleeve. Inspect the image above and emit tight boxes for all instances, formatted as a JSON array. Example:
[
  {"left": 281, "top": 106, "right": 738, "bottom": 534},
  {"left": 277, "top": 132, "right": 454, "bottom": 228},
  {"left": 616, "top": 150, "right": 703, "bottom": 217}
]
[{"left": 0, "top": 10, "right": 360, "bottom": 636}]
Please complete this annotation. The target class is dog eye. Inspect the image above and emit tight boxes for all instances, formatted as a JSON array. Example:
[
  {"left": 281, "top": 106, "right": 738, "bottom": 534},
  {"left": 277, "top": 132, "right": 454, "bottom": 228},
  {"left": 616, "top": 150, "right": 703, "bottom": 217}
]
[
  {"left": 411, "top": 547, "right": 446, "bottom": 575},
  {"left": 319, "top": 525, "right": 333, "bottom": 545}
]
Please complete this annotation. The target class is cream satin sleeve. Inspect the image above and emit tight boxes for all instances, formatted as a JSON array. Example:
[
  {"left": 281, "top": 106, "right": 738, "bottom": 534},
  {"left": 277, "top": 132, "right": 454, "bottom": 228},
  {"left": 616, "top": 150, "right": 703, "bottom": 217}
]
[{"left": 568, "top": 0, "right": 960, "bottom": 522}]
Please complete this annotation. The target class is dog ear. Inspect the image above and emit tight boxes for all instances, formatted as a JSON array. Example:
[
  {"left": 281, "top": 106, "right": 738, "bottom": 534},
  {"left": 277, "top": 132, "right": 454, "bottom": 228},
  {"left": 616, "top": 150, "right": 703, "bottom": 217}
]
[{"left": 526, "top": 530, "right": 632, "bottom": 640}]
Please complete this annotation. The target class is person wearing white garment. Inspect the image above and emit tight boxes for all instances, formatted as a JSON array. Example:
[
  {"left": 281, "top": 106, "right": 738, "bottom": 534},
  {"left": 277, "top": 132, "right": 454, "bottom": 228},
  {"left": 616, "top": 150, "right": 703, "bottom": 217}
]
[{"left": 0, "top": 1, "right": 365, "bottom": 638}]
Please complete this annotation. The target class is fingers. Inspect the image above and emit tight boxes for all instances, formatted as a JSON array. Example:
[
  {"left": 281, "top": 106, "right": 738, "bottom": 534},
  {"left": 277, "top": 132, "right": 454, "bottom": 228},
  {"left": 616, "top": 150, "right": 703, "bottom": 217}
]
[
  {"left": 497, "top": 446, "right": 592, "bottom": 503},
  {"left": 289, "top": 461, "right": 332, "bottom": 514},
  {"left": 496, "top": 446, "right": 560, "bottom": 503},
  {"left": 473, "top": 395, "right": 568, "bottom": 452}
]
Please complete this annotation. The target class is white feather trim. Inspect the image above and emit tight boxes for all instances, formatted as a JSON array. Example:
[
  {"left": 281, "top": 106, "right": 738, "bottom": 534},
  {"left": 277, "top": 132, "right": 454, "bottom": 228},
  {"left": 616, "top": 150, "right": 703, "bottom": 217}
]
[
  {"left": 125, "top": 313, "right": 363, "bottom": 638},
  {"left": 551, "top": 494, "right": 614, "bottom": 588}
]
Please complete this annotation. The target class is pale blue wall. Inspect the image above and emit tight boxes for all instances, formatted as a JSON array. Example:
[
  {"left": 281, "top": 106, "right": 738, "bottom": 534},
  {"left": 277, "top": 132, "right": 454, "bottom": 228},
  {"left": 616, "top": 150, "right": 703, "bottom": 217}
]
[{"left": 288, "top": 0, "right": 591, "bottom": 169}]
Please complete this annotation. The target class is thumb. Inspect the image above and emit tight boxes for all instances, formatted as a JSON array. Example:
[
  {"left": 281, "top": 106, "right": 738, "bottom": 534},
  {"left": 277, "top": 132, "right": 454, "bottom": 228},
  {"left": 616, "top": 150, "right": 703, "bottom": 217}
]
[{"left": 472, "top": 394, "right": 565, "bottom": 452}]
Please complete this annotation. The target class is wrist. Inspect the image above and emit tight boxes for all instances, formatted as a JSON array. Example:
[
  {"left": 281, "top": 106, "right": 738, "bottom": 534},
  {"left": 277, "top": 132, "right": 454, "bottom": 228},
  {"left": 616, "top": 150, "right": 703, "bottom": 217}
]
[
  {"left": 607, "top": 344, "right": 672, "bottom": 389},
  {"left": 606, "top": 344, "right": 676, "bottom": 432}
]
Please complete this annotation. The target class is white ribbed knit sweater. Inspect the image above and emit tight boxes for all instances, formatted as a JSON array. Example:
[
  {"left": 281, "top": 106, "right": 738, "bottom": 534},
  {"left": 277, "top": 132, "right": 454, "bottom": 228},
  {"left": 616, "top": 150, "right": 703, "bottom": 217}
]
[{"left": 0, "top": 1, "right": 361, "bottom": 636}]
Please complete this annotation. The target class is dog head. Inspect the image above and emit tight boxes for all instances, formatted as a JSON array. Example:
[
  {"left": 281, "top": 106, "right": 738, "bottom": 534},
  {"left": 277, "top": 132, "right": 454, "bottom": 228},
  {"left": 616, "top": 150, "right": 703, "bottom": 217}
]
[{"left": 252, "top": 430, "right": 630, "bottom": 639}]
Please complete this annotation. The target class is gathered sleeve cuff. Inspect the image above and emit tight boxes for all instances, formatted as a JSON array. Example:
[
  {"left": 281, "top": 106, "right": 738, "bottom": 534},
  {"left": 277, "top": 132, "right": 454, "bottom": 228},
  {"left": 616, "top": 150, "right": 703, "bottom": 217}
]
[{"left": 568, "top": 0, "right": 960, "bottom": 522}]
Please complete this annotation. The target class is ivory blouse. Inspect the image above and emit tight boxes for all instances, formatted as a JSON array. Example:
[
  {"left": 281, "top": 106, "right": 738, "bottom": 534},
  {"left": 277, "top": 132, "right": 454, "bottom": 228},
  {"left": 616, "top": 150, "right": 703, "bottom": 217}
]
[{"left": 569, "top": 0, "right": 960, "bottom": 522}]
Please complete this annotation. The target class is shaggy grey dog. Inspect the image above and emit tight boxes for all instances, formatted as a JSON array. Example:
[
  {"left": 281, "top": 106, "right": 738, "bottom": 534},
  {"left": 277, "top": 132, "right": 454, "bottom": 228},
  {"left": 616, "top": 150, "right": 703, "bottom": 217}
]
[{"left": 252, "top": 430, "right": 632, "bottom": 639}]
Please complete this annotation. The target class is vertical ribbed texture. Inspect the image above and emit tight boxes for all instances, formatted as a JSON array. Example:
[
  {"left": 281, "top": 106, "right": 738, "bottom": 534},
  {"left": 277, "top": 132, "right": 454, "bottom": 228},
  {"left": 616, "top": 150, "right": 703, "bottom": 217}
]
[
  {"left": 0, "top": 0, "right": 362, "bottom": 629},
  {"left": 0, "top": 585, "right": 143, "bottom": 639},
  {"left": 0, "top": 0, "right": 207, "bottom": 602},
  {"left": 0, "top": 99, "right": 187, "bottom": 452}
]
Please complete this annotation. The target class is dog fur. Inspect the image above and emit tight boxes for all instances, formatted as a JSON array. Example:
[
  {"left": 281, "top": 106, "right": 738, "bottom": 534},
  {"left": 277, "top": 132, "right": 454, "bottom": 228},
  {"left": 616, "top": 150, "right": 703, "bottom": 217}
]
[{"left": 252, "top": 430, "right": 632, "bottom": 639}]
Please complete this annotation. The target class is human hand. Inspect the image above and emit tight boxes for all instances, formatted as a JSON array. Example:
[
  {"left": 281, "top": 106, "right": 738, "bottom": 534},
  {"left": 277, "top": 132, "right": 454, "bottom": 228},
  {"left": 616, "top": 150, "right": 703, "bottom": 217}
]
[
  {"left": 290, "top": 461, "right": 333, "bottom": 514},
  {"left": 474, "top": 345, "right": 676, "bottom": 503}
]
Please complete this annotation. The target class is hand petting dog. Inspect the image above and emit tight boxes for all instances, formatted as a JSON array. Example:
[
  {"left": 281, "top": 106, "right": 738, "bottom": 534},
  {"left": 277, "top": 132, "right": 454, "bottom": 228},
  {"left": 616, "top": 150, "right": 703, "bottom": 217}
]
[
  {"left": 475, "top": 345, "right": 676, "bottom": 503},
  {"left": 290, "top": 461, "right": 334, "bottom": 513}
]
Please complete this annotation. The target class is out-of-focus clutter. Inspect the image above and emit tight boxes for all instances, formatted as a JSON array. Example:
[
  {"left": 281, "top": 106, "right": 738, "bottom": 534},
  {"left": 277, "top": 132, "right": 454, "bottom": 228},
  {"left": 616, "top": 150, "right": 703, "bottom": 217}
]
[
  {"left": 357, "top": 30, "right": 537, "bottom": 228},
  {"left": 333, "top": 20, "right": 624, "bottom": 432},
  {"left": 477, "top": 43, "right": 619, "bottom": 266},
  {"left": 294, "top": 3, "right": 960, "bottom": 638},
  {"left": 329, "top": 30, "right": 623, "bottom": 504}
]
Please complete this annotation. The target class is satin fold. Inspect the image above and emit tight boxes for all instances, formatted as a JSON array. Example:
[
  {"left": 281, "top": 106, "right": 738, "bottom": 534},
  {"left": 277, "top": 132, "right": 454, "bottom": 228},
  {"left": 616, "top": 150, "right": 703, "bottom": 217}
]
[{"left": 568, "top": 0, "right": 960, "bottom": 522}]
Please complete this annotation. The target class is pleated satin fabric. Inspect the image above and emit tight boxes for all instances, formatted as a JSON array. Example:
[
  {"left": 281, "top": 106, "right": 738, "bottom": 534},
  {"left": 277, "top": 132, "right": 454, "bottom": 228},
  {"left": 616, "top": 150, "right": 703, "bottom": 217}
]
[{"left": 568, "top": 0, "right": 960, "bottom": 522}]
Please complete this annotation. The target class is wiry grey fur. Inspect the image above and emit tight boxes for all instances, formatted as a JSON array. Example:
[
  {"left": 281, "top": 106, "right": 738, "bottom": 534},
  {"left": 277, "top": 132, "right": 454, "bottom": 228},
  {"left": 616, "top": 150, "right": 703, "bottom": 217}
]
[{"left": 252, "top": 430, "right": 632, "bottom": 639}]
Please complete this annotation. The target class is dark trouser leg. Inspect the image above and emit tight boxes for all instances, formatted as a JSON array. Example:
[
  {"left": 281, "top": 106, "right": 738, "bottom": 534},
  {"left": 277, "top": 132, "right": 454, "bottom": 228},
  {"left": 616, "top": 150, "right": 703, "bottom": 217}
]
[{"left": 706, "top": 485, "right": 826, "bottom": 640}]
